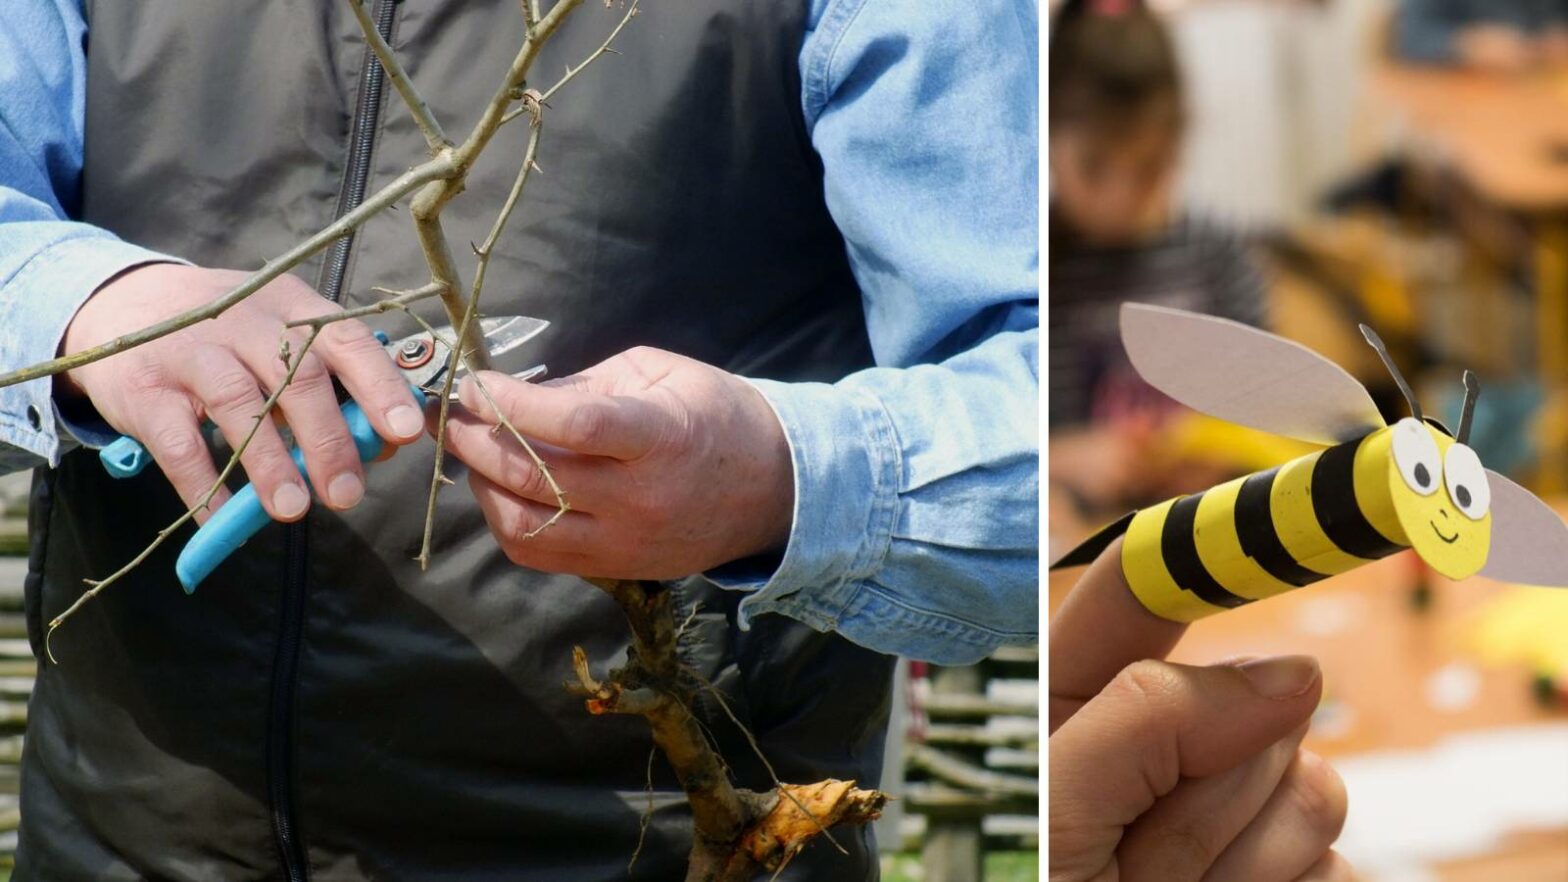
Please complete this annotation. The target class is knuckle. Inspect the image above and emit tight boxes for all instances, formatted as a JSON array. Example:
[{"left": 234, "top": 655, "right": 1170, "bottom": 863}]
[
  {"left": 506, "top": 508, "right": 543, "bottom": 547},
  {"left": 319, "top": 316, "right": 373, "bottom": 349},
  {"left": 506, "top": 456, "right": 549, "bottom": 499},
  {"left": 204, "top": 369, "right": 260, "bottom": 415},
  {"left": 150, "top": 425, "right": 205, "bottom": 466},
  {"left": 1112, "top": 659, "right": 1186, "bottom": 708},
  {"left": 1290, "top": 752, "right": 1349, "bottom": 837},
  {"left": 284, "top": 353, "right": 331, "bottom": 395},
  {"left": 125, "top": 361, "right": 172, "bottom": 397},
  {"left": 565, "top": 404, "right": 610, "bottom": 450},
  {"left": 237, "top": 432, "right": 294, "bottom": 475},
  {"left": 301, "top": 427, "right": 356, "bottom": 463}
]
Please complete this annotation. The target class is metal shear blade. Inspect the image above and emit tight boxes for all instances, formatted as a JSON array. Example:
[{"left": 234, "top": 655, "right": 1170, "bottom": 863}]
[{"left": 389, "top": 315, "right": 550, "bottom": 393}]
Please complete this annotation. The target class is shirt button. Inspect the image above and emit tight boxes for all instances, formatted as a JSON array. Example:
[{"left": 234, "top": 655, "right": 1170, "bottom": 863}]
[{"left": 26, "top": 405, "right": 42, "bottom": 431}]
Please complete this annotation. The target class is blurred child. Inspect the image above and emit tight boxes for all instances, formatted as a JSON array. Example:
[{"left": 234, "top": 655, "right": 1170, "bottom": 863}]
[
  {"left": 1048, "top": 0, "right": 1268, "bottom": 527},
  {"left": 1395, "top": 0, "right": 1568, "bottom": 73}
]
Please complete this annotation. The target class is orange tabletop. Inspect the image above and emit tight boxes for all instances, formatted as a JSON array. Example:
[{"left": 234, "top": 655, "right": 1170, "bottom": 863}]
[{"left": 1372, "top": 65, "right": 1568, "bottom": 213}]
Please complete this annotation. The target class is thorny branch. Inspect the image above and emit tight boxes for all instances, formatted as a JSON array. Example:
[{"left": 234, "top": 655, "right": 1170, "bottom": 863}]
[
  {"left": 44, "top": 327, "right": 327, "bottom": 649},
  {"left": 282, "top": 283, "right": 445, "bottom": 329},
  {"left": 346, "top": 0, "right": 450, "bottom": 153},
  {"left": 502, "top": 0, "right": 642, "bottom": 126},
  {"left": 0, "top": 160, "right": 452, "bottom": 389},
  {"left": 20, "top": 2, "right": 890, "bottom": 875}
]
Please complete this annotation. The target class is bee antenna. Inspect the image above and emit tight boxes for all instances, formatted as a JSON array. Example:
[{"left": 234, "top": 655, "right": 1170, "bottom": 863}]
[
  {"left": 1456, "top": 370, "right": 1480, "bottom": 445},
  {"left": 1359, "top": 324, "right": 1422, "bottom": 422}
]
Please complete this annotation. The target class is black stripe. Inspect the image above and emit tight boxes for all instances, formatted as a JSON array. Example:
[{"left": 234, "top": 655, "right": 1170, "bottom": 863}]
[
  {"left": 1161, "top": 494, "right": 1251, "bottom": 609},
  {"left": 1234, "top": 468, "right": 1327, "bottom": 587},
  {"left": 1311, "top": 437, "right": 1402, "bottom": 560}
]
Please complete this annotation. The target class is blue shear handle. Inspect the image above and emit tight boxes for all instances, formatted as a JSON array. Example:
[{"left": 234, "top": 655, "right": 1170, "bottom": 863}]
[
  {"left": 100, "top": 435, "right": 155, "bottom": 478},
  {"left": 175, "top": 387, "right": 426, "bottom": 593}
]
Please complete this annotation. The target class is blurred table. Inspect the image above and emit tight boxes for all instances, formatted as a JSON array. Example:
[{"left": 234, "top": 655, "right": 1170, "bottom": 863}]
[
  {"left": 1373, "top": 65, "right": 1568, "bottom": 492},
  {"left": 1049, "top": 545, "right": 1568, "bottom": 879}
]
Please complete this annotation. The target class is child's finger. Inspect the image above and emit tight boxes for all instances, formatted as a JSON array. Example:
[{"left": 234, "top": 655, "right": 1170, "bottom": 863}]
[{"left": 1048, "top": 535, "right": 1188, "bottom": 733}]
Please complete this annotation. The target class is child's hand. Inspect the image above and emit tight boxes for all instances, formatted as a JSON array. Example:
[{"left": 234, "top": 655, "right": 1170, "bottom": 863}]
[{"left": 1048, "top": 539, "right": 1352, "bottom": 882}]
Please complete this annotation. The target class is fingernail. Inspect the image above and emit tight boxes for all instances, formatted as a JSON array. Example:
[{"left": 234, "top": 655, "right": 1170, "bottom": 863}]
[
  {"left": 273, "top": 483, "right": 310, "bottom": 519},
  {"left": 387, "top": 404, "right": 423, "bottom": 439},
  {"left": 327, "top": 472, "right": 365, "bottom": 509},
  {"left": 1236, "top": 655, "right": 1320, "bottom": 699}
]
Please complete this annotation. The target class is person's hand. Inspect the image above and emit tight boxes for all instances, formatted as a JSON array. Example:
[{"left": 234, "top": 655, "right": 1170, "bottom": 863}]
[
  {"left": 1455, "top": 26, "right": 1535, "bottom": 73},
  {"left": 434, "top": 346, "right": 794, "bottom": 579},
  {"left": 59, "top": 263, "right": 424, "bottom": 522},
  {"left": 1049, "top": 538, "right": 1353, "bottom": 882}
]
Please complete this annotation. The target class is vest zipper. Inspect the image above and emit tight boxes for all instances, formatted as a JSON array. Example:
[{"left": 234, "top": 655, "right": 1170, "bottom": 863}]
[{"left": 269, "top": 2, "right": 398, "bottom": 879}]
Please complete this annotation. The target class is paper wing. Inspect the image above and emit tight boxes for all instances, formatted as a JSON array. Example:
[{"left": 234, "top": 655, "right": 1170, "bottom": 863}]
[
  {"left": 1121, "top": 304, "right": 1386, "bottom": 446},
  {"left": 1479, "top": 469, "right": 1568, "bottom": 587}
]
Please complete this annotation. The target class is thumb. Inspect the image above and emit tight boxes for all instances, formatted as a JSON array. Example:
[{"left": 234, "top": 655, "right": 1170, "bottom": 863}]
[
  {"left": 1049, "top": 656, "right": 1321, "bottom": 866},
  {"left": 456, "top": 371, "right": 662, "bottom": 460}
]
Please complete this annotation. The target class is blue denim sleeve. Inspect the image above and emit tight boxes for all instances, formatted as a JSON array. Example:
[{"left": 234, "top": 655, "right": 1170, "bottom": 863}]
[
  {"left": 707, "top": 0, "right": 1040, "bottom": 664},
  {"left": 0, "top": 0, "right": 184, "bottom": 474}
]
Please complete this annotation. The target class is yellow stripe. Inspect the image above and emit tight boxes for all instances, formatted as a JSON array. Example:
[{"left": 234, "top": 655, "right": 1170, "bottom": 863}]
[
  {"left": 1353, "top": 427, "right": 1407, "bottom": 545},
  {"left": 1121, "top": 500, "right": 1227, "bottom": 623},
  {"left": 1193, "top": 475, "right": 1297, "bottom": 602},
  {"left": 1271, "top": 449, "right": 1365, "bottom": 575}
]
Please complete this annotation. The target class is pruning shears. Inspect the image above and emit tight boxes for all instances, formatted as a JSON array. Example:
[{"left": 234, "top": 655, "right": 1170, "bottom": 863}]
[{"left": 98, "top": 316, "right": 550, "bottom": 593}]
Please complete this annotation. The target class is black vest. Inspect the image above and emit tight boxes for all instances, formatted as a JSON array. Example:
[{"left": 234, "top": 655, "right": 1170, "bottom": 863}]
[{"left": 21, "top": 2, "right": 892, "bottom": 879}]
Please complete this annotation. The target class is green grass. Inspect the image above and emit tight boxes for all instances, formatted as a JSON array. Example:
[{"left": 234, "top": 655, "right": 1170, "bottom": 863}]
[{"left": 881, "top": 850, "right": 1039, "bottom": 882}]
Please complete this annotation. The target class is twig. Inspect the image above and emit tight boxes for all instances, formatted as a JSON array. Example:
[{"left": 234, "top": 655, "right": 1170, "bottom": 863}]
[
  {"left": 467, "top": 103, "right": 544, "bottom": 324},
  {"left": 502, "top": 0, "right": 640, "bottom": 126},
  {"left": 452, "top": 0, "right": 585, "bottom": 172},
  {"left": 344, "top": 0, "right": 450, "bottom": 153},
  {"left": 401, "top": 0, "right": 587, "bottom": 376},
  {"left": 629, "top": 745, "right": 658, "bottom": 875},
  {"left": 467, "top": 371, "right": 570, "bottom": 538},
  {"left": 282, "top": 282, "right": 445, "bottom": 329},
  {"left": 44, "top": 327, "right": 326, "bottom": 660},
  {"left": 0, "top": 158, "right": 453, "bottom": 389},
  {"left": 411, "top": 295, "right": 482, "bottom": 569}
]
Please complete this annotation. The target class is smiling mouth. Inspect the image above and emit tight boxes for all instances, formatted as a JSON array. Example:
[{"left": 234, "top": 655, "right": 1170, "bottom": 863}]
[{"left": 1430, "top": 521, "right": 1459, "bottom": 544}]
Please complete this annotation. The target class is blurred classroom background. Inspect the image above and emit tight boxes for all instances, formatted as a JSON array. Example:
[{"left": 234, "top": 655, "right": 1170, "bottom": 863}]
[{"left": 1049, "top": 0, "right": 1568, "bottom": 879}]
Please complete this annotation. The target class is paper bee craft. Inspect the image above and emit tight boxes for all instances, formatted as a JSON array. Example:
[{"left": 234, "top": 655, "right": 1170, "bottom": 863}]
[{"left": 1051, "top": 303, "right": 1568, "bottom": 623}]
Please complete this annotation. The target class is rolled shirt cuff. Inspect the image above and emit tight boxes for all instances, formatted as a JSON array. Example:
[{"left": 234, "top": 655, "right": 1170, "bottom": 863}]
[
  {"left": 0, "top": 234, "right": 185, "bottom": 470},
  {"left": 705, "top": 376, "right": 902, "bottom": 633}
]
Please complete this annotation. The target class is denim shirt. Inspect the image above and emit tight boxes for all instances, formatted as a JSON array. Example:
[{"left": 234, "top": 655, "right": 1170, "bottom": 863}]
[{"left": 0, "top": 0, "right": 1039, "bottom": 665}]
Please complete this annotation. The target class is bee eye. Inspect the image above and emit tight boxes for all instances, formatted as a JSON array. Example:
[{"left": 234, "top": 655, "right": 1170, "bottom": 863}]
[
  {"left": 1444, "top": 443, "right": 1490, "bottom": 520},
  {"left": 1391, "top": 418, "right": 1441, "bottom": 497}
]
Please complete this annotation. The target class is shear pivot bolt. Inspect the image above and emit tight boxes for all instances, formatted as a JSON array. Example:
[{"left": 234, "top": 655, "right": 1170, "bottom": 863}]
[{"left": 396, "top": 337, "right": 435, "bottom": 369}]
